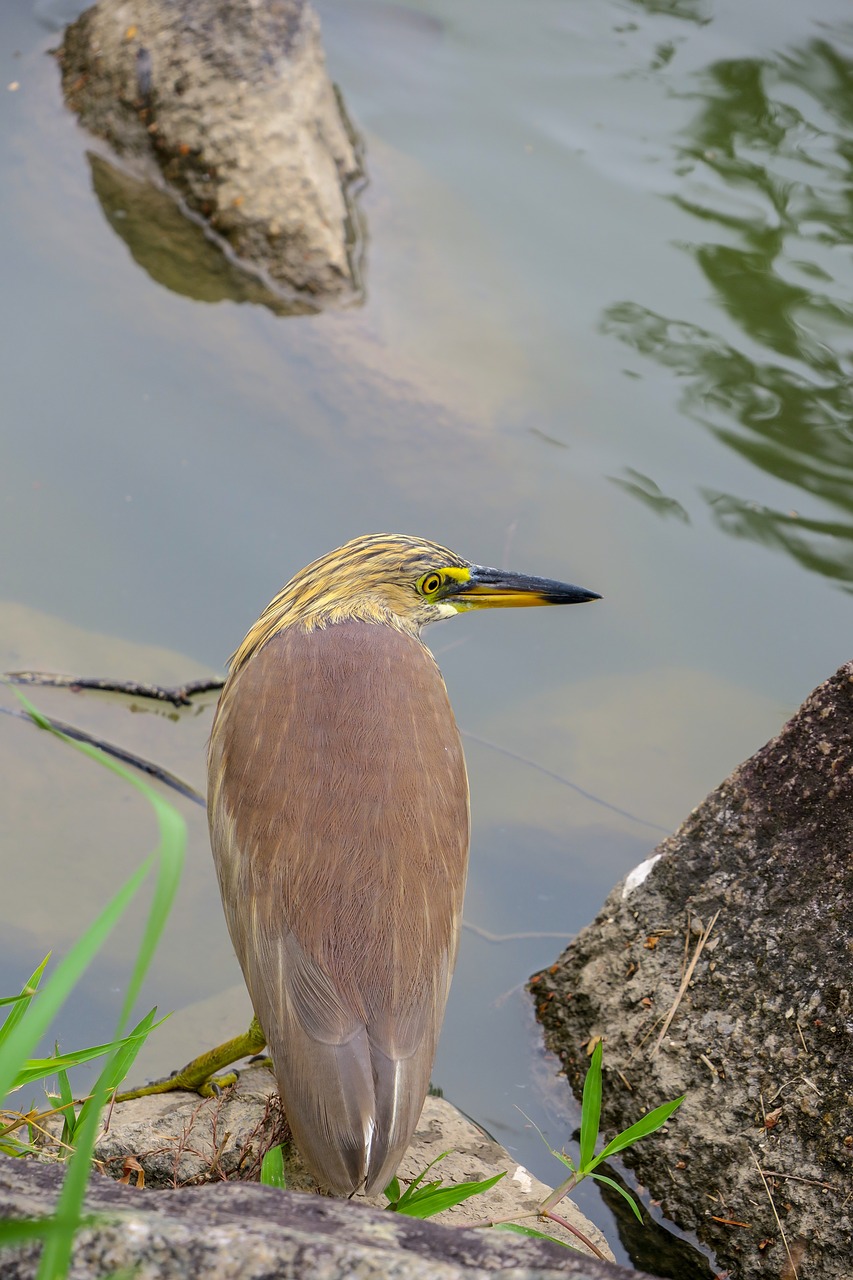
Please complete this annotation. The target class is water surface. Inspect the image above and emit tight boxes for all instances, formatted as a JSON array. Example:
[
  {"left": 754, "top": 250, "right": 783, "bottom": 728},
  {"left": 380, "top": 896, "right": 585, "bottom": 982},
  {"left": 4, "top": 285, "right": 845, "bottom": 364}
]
[{"left": 2, "top": 0, "right": 852, "bottom": 1268}]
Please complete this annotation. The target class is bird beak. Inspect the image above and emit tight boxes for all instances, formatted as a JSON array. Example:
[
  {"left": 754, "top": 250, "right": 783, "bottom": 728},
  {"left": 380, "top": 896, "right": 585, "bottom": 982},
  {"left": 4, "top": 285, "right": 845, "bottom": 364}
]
[{"left": 448, "top": 565, "right": 601, "bottom": 610}]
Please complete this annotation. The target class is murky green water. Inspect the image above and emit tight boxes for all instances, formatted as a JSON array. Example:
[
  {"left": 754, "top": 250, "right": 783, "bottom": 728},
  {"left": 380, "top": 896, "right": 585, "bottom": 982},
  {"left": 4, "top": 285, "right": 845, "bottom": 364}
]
[{"left": 2, "top": 0, "right": 852, "bottom": 1268}]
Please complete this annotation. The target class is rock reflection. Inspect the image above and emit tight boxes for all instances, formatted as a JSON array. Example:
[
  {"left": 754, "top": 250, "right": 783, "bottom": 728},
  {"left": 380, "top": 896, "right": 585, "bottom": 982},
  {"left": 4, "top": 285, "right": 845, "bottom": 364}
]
[
  {"left": 89, "top": 154, "right": 317, "bottom": 315},
  {"left": 602, "top": 36, "right": 853, "bottom": 588}
]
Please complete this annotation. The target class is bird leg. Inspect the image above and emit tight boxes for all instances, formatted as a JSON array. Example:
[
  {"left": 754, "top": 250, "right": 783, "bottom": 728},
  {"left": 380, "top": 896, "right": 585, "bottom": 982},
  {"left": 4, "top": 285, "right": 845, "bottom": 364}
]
[{"left": 114, "top": 1016, "right": 268, "bottom": 1101}]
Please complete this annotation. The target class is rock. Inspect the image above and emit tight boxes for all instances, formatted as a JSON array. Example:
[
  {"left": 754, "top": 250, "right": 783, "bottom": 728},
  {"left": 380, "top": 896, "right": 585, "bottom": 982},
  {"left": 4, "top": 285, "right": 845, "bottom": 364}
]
[
  {"left": 531, "top": 662, "right": 853, "bottom": 1280},
  {"left": 0, "top": 1066, "right": 649, "bottom": 1280},
  {"left": 0, "top": 1161, "right": 643, "bottom": 1280},
  {"left": 72, "top": 1065, "right": 612, "bottom": 1258},
  {"left": 57, "top": 0, "right": 364, "bottom": 307}
]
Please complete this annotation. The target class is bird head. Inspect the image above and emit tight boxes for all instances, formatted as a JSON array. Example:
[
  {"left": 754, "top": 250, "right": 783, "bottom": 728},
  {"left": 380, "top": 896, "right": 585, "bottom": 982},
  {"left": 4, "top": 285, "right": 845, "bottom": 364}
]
[{"left": 230, "top": 534, "right": 600, "bottom": 671}]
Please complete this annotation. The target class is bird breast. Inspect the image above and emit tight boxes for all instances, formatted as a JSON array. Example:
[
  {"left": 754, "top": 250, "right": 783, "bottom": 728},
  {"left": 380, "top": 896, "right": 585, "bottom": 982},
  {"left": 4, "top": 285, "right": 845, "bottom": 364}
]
[{"left": 207, "top": 618, "right": 470, "bottom": 1050}]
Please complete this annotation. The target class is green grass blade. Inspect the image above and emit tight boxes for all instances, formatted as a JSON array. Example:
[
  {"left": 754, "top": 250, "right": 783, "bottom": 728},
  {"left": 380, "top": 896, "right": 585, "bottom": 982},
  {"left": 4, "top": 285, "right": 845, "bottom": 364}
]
[
  {"left": 0, "top": 1217, "right": 100, "bottom": 1247},
  {"left": 391, "top": 1171, "right": 506, "bottom": 1218},
  {"left": 578, "top": 1040, "right": 603, "bottom": 1172},
  {"left": 260, "top": 1144, "right": 286, "bottom": 1188},
  {"left": 515, "top": 1107, "right": 575, "bottom": 1172},
  {"left": 595, "top": 1095, "right": 684, "bottom": 1166},
  {"left": 0, "top": 687, "right": 186, "bottom": 1280},
  {"left": 0, "top": 957, "right": 50, "bottom": 1043},
  {"left": 73, "top": 1010, "right": 163, "bottom": 1136},
  {"left": 35, "top": 839, "right": 182, "bottom": 1280},
  {"left": 589, "top": 1171, "right": 645, "bottom": 1222},
  {"left": 56, "top": 1068, "right": 76, "bottom": 1145},
  {"left": 383, "top": 1176, "right": 401, "bottom": 1204},
  {"left": 9, "top": 686, "right": 186, "bottom": 1035},
  {"left": 493, "top": 1222, "right": 577, "bottom": 1249},
  {"left": 37, "top": 1085, "right": 114, "bottom": 1280},
  {"left": 11, "top": 1022, "right": 157, "bottom": 1090},
  {"left": 115, "top": 788, "right": 184, "bottom": 1028},
  {"left": 394, "top": 1150, "right": 450, "bottom": 1207},
  {"left": 0, "top": 860, "right": 152, "bottom": 1107}
]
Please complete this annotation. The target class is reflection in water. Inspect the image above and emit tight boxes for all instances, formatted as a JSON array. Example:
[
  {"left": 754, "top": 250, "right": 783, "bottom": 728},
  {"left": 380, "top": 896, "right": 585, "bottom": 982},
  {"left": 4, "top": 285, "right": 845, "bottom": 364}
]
[
  {"left": 89, "top": 154, "right": 319, "bottom": 315},
  {"left": 602, "top": 37, "right": 853, "bottom": 588},
  {"left": 608, "top": 467, "right": 690, "bottom": 523},
  {"left": 628, "top": 0, "right": 713, "bottom": 24},
  {"left": 593, "top": 1160, "right": 717, "bottom": 1280}
]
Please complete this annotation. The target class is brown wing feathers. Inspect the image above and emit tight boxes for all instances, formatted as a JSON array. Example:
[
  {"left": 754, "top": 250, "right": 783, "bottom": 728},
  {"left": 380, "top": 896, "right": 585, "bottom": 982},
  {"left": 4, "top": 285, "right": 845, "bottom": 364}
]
[{"left": 207, "top": 620, "right": 469, "bottom": 1193}]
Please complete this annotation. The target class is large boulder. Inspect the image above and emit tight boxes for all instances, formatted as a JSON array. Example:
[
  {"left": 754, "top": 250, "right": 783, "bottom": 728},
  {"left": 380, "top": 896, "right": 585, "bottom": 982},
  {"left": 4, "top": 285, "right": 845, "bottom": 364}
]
[
  {"left": 58, "top": 0, "right": 364, "bottom": 307},
  {"left": 531, "top": 662, "right": 853, "bottom": 1280}
]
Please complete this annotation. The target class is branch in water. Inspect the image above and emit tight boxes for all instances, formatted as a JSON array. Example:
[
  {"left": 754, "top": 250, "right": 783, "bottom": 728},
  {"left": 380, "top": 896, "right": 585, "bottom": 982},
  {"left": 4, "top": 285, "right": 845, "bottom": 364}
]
[
  {"left": 0, "top": 705, "right": 205, "bottom": 806},
  {"left": 4, "top": 671, "right": 224, "bottom": 707}
]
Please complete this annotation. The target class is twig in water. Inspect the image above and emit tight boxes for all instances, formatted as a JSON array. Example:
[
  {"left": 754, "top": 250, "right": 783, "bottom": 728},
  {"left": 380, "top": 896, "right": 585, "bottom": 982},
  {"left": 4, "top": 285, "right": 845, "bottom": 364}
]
[
  {"left": 0, "top": 704, "right": 205, "bottom": 806},
  {"left": 4, "top": 670, "right": 224, "bottom": 706},
  {"left": 462, "top": 729, "right": 670, "bottom": 834},
  {"left": 462, "top": 921, "right": 574, "bottom": 944}
]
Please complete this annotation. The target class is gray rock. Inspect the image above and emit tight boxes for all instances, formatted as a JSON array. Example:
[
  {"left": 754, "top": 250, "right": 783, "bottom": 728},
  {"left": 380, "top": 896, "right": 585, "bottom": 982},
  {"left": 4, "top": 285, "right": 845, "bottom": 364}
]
[
  {"left": 75, "top": 1065, "right": 612, "bottom": 1257},
  {"left": 0, "top": 1092, "right": 648, "bottom": 1280},
  {"left": 531, "top": 661, "right": 853, "bottom": 1280},
  {"left": 57, "top": 0, "right": 364, "bottom": 307}
]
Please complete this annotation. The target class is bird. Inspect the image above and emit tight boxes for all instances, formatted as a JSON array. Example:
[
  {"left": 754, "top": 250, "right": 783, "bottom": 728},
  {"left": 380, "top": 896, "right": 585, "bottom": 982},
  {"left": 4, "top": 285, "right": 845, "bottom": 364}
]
[{"left": 132, "top": 534, "right": 599, "bottom": 1196}]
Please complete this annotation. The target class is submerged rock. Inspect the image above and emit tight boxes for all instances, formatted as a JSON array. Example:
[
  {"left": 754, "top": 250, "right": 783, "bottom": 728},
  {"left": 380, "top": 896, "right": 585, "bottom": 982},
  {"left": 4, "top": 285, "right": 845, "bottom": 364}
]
[
  {"left": 58, "top": 0, "right": 364, "bottom": 309},
  {"left": 531, "top": 661, "right": 853, "bottom": 1280}
]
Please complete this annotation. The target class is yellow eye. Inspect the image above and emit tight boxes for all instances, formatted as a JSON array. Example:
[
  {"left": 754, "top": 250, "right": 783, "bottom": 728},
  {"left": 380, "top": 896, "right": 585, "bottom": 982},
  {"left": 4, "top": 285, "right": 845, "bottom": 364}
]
[{"left": 418, "top": 572, "right": 443, "bottom": 597}]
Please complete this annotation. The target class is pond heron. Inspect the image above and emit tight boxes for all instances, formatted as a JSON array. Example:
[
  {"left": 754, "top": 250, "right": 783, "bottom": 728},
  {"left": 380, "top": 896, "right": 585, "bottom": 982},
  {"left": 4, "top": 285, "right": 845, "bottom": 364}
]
[{"left": 138, "top": 535, "right": 599, "bottom": 1195}]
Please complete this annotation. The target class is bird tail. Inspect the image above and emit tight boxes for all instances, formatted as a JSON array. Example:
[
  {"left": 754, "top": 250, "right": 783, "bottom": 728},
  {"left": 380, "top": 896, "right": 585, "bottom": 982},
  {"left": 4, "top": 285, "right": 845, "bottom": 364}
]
[{"left": 264, "top": 1018, "right": 432, "bottom": 1195}]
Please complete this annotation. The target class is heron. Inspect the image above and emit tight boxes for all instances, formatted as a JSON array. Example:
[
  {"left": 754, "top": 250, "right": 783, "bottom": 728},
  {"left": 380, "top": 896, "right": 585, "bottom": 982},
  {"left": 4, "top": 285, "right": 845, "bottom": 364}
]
[{"left": 124, "top": 534, "right": 599, "bottom": 1195}]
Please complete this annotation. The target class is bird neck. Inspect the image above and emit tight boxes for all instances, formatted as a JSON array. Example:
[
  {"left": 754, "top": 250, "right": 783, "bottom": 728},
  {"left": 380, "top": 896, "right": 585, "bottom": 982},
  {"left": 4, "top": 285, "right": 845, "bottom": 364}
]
[{"left": 229, "top": 596, "right": 423, "bottom": 675}]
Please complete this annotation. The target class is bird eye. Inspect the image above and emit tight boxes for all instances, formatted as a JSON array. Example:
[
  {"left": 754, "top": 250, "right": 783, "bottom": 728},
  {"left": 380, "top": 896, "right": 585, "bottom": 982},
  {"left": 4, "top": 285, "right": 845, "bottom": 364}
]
[{"left": 419, "top": 572, "right": 443, "bottom": 596}]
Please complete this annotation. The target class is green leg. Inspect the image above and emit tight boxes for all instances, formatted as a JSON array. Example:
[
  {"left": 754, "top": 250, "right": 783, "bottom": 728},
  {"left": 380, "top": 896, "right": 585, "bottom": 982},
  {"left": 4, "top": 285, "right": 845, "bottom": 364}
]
[{"left": 114, "top": 1016, "right": 268, "bottom": 1101}]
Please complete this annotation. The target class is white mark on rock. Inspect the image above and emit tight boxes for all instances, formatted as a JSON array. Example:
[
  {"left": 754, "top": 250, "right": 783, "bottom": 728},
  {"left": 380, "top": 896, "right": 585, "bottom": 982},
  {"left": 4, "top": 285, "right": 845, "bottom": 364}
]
[{"left": 622, "top": 854, "right": 663, "bottom": 899}]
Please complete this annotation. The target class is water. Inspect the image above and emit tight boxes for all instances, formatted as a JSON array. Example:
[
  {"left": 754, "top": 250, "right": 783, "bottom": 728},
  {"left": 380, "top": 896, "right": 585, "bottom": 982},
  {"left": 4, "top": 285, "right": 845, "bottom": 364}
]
[{"left": 2, "top": 0, "right": 852, "bottom": 1269}]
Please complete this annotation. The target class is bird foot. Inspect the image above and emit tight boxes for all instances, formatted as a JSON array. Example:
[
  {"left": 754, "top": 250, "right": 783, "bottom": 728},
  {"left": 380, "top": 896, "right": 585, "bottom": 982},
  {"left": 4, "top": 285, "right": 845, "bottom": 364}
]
[{"left": 113, "top": 1019, "right": 267, "bottom": 1103}]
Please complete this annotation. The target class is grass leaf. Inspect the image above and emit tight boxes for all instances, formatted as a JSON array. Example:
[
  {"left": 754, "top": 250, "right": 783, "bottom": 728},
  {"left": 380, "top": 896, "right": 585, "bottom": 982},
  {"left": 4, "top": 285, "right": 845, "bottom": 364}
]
[
  {"left": 394, "top": 1150, "right": 450, "bottom": 1207},
  {"left": 72, "top": 1009, "right": 162, "bottom": 1139},
  {"left": 0, "top": 686, "right": 186, "bottom": 1280},
  {"left": 9, "top": 1021, "right": 159, "bottom": 1091},
  {"left": 493, "top": 1221, "right": 577, "bottom": 1249},
  {"left": 0, "top": 861, "right": 153, "bottom": 1108},
  {"left": 595, "top": 1095, "right": 684, "bottom": 1166},
  {"left": 578, "top": 1039, "right": 603, "bottom": 1171},
  {"left": 390, "top": 1171, "right": 506, "bottom": 1218},
  {"left": 0, "top": 1217, "right": 100, "bottom": 1247},
  {"left": 589, "top": 1171, "right": 645, "bottom": 1222},
  {"left": 260, "top": 1144, "right": 286, "bottom": 1188},
  {"left": 56, "top": 1068, "right": 76, "bottom": 1145},
  {"left": 0, "top": 958, "right": 50, "bottom": 1047}
]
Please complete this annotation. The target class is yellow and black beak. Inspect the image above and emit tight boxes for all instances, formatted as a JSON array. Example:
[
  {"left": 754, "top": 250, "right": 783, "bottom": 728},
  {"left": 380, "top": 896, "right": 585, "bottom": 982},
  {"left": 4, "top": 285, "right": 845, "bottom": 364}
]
[{"left": 448, "top": 565, "right": 601, "bottom": 611}]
